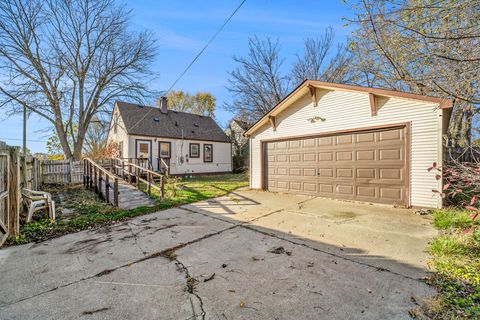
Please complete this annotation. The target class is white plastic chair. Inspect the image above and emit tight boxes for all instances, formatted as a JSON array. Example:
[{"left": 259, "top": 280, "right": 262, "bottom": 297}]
[{"left": 22, "top": 189, "right": 56, "bottom": 222}]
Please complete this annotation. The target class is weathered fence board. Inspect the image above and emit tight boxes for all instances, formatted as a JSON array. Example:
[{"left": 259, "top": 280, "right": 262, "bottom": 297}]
[
  {"left": 0, "top": 146, "right": 9, "bottom": 246},
  {"left": 41, "top": 160, "right": 83, "bottom": 184}
]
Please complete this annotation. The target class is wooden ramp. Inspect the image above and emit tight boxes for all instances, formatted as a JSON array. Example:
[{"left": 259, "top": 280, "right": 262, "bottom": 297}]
[
  {"left": 83, "top": 158, "right": 163, "bottom": 210},
  {"left": 101, "top": 179, "right": 156, "bottom": 210}
]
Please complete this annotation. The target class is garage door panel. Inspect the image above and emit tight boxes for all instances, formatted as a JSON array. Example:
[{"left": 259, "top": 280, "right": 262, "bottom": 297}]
[
  {"left": 379, "top": 148, "right": 403, "bottom": 160},
  {"left": 264, "top": 127, "right": 406, "bottom": 205},
  {"left": 357, "top": 186, "right": 376, "bottom": 197},
  {"left": 303, "top": 153, "right": 316, "bottom": 161},
  {"left": 356, "top": 150, "right": 376, "bottom": 161},
  {"left": 357, "top": 168, "right": 376, "bottom": 179},
  {"left": 303, "top": 138, "right": 316, "bottom": 147},
  {"left": 379, "top": 168, "right": 402, "bottom": 180},
  {"left": 289, "top": 168, "right": 301, "bottom": 176},
  {"left": 379, "top": 129, "right": 402, "bottom": 141},
  {"left": 336, "top": 135, "right": 353, "bottom": 145},
  {"left": 319, "top": 152, "right": 334, "bottom": 161},
  {"left": 289, "top": 153, "right": 301, "bottom": 162},
  {"left": 337, "top": 168, "right": 353, "bottom": 178},
  {"left": 319, "top": 184, "right": 334, "bottom": 193},
  {"left": 336, "top": 151, "right": 353, "bottom": 161},
  {"left": 336, "top": 185, "right": 354, "bottom": 195},
  {"left": 318, "top": 168, "right": 333, "bottom": 177},
  {"left": 319, "top": 136, "right": 333, "bottom": 145},
  {"left": 380, "top": 187, "right": 403, "bottom": 201},
  {"left": 356, "top": 132, "right": 376, "bottom": 143}
]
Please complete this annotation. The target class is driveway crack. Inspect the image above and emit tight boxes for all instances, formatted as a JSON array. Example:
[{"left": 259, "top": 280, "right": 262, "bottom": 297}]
[{"left": 0, "top": 224, "right": 239, "bottom": 309}]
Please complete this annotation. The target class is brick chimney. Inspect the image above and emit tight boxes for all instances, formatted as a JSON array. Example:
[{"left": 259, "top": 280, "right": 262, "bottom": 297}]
[{"left": 156, "top": 96, "right": 168, "bottom": 114}]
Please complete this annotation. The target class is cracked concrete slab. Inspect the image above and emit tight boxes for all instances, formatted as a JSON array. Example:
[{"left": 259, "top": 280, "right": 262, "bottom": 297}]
[
  {"left": 183, "top": 190, "right": 437, "bottom": 279},
  {"left": 0, "top": 189, "right": 437, "bottom": 319},
  {"left": 0, "top": 258, "right": 194, "bottom": 320},
  {"left": 0, "top": 208, "right": 232, "bottom": 306},
  {"left": 177, "top": 226, "right": 433, "bottom": 320}
]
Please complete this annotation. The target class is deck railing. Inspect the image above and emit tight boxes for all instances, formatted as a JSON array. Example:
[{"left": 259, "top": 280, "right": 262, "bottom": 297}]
[
  {"left": 114, "top": 158, "right": 165, "bottom": 200},
  {"left": 83, "top": 157, "right": 119, "bottom": 207}
]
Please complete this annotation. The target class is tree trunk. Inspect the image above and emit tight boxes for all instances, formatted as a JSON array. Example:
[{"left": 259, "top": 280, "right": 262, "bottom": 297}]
[
  {"left": 55, "top": 121, "right": 73, "bottom": 159},
  {"left": 72, "top": 126, "right": 87, "bottom": 161}
]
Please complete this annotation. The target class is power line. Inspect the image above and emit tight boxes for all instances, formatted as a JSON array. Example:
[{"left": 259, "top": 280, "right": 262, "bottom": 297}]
[
  {"left": 128, "top": 0, "right": 246, "bottom": 132},
  {"left": 0, "top": 137, "right": 48, "bottom": 143},
  {"left": 166, "top": 0, "right": 247, "bottom": 94}
]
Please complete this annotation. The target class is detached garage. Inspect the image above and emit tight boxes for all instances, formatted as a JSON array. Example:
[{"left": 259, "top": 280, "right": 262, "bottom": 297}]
[{"left": 245, "top": 80, "right": 453, "bottom": 208}]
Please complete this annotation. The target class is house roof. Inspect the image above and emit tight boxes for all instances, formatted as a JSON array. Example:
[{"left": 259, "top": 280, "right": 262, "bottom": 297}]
[
  {"left": 232, "top": 119, "right": 251, "bottom": 131},
  {"left": 115, "top": 101, "right": 230, "bottom": 143},
  {"left": 244, "top": 80, "right": 454, "bottom": 137}
]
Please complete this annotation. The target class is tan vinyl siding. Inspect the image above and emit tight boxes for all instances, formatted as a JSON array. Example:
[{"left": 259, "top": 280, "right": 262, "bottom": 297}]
[{"left": 250, "top": 90, "right": 443, "bottom": 208}]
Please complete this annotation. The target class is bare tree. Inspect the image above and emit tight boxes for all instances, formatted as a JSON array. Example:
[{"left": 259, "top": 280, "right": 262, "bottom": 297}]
[
  {"left": 225, "top": 36, "right": 289, "bottom": 123},
  {"left": 0, "top": 0, "right": 156, "bottom": 159},
  {"left": 348, "top": 0, "right": 480, "bottom": 145},
  {"left": 291, "top": 27, "right": 335, "bottom": 84}
]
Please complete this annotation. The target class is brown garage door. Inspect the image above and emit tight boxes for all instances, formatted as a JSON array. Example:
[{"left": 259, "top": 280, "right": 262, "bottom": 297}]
[{"left": 264, "top": 127, "right": 407, "bottom": 205}]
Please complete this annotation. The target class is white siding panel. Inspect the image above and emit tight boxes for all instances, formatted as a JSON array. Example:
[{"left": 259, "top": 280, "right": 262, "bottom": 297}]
[
  {"left": 128, "top": 135, "right": 232, "bottom": 175},
  {"left": 250, "top": 90, "right": 443, "bottom": 208}
]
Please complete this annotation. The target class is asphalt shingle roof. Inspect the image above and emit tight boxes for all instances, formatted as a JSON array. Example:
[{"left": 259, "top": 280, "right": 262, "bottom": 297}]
[{"left": 116, "top": 101, "right": 230, "bottom": 143}]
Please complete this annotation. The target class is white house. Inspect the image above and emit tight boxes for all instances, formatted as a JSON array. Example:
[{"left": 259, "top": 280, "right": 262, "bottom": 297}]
[
  {"left": 245, "top": 80, "right": 453, "bottom": 208},
  {"left": 107, "top": 98, "right": 232, "bottom": 175}
]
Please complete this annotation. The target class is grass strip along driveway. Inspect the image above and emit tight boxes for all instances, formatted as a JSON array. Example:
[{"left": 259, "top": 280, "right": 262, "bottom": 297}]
[
  {"left": 417, "top": 209, "right": 480, "bottom": 319},
  {"left": 6, "top": 174, "right": 248, "bottom": 246}
]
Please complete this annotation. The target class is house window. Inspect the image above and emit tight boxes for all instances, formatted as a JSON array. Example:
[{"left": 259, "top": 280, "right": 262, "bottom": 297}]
[
  {"left": 136, "top": 140, "right": 151, "bottom": 159},
  {"left": 159, "top": 141, "right": 171, "bottom": 158},
  {"left": 118, "top": 141, "right": 123, "bottom": 158},
  {"left": 204, "top": 144, "right": 213, "bottom": 162},
  {"left": 189, "top": 143, "right": 200, "bottom": 158}
]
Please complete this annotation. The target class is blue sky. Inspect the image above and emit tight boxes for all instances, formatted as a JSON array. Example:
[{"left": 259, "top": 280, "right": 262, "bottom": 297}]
[{"left": 0, "top": 0, "right": 354, "bottom": 153}]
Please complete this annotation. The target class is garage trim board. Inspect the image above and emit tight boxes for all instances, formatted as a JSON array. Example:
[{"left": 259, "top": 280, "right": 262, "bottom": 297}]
[{"left": 260, "top": 122, "right": 411, "bottom": 207}]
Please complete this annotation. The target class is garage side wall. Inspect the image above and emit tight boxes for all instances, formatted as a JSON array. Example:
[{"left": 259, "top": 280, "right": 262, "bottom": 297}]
[{"left": 250, "top": 90, "right": 443, "bottom": 208}]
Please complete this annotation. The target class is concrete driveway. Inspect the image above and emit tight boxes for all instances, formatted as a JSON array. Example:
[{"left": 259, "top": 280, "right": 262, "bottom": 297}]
[{"left": 0, "top": 189, "right": 437, "bottom": 319}]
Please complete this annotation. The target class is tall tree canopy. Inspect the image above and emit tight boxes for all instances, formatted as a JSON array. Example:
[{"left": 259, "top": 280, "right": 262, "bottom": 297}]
[
  {"left": 348, "top": 0, "right": 480, "bottom": 145},
  {"left": 226, "top": 31, "right": 352, "bottom": 123},
  {"left": 166, "top": 90, "right": 216, "bottom": 117},
  {"left": 0, "top": 0, "right": 156, "bottom": 159}
]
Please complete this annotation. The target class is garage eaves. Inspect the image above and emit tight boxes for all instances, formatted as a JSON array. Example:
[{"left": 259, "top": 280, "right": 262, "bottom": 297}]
[{"left": 244, "top": 80, "right": 454, "bottom": 137}]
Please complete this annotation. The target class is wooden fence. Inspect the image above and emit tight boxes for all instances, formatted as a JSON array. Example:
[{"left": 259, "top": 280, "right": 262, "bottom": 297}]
[
  {"left": 0, "top": 142, "right": 20, "bottom": 246},
  {"left": 0, "top": 140, "right": 85, "bottom": 247},
  {"left": 41, "top": 160, "right": 83, "bottom": 184},
  {"left": 0, "top": 148, "right": 9, "bottom": 246}
]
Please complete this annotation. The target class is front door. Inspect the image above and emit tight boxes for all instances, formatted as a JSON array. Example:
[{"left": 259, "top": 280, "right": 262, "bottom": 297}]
[{"left": 136, "top": 140, "right": 151, "bottom": 168}]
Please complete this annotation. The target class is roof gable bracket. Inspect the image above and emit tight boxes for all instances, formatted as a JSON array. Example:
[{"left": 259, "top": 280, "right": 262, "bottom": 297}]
[
  {"left": 308, "top": 85, "right": 318, "bottom": 107},
  {"left": 269, "top": 116, "right": 276, "bottom": 131},
  {"left": 369, "top": 93, "right": 377, "bottom": 116}
]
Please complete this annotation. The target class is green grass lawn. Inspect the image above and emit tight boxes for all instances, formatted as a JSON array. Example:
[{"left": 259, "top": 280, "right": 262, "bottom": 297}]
[
  {"left": 6, "top": 173, "right": 248, "bottom": 246},
  {"left": 419, "top": 209, "right": 480, "bottom": 319}
]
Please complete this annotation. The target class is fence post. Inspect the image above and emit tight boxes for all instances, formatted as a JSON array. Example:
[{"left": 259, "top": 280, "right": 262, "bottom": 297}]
[
  {"left": 147, "top": 172, "right": 151, "bottom": 195},
  {"left": 105, "top": 174, "right": 110, "bottom": 204},
  {"left": 98, "top": 171, "right": 103, "bottom": 198},
  {"left": 8, "top": 147, "right": 20, "bottom": 236},
  {"left": 69, "top": 159, "right": 73, "bottom": 183},
  {"left": 114, "top": 177, "right": 119, "bottom": 207},
  {"left": 161, "top": 175, "right": 165, "bottom": 201},
  {"left": 33, "top": 158, "right": 38, "bottom": 190}
]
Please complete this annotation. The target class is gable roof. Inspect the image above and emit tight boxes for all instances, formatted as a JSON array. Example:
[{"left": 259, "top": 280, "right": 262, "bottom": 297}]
[
  {"left": 245, "top": 80, "right": 454, "bottom": 137},
  {"left": 115, "top": 101, "right": 230, "bottom": 143},
  {"left": 232, "top": 119, "right": 251, "bottom": 131}
]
